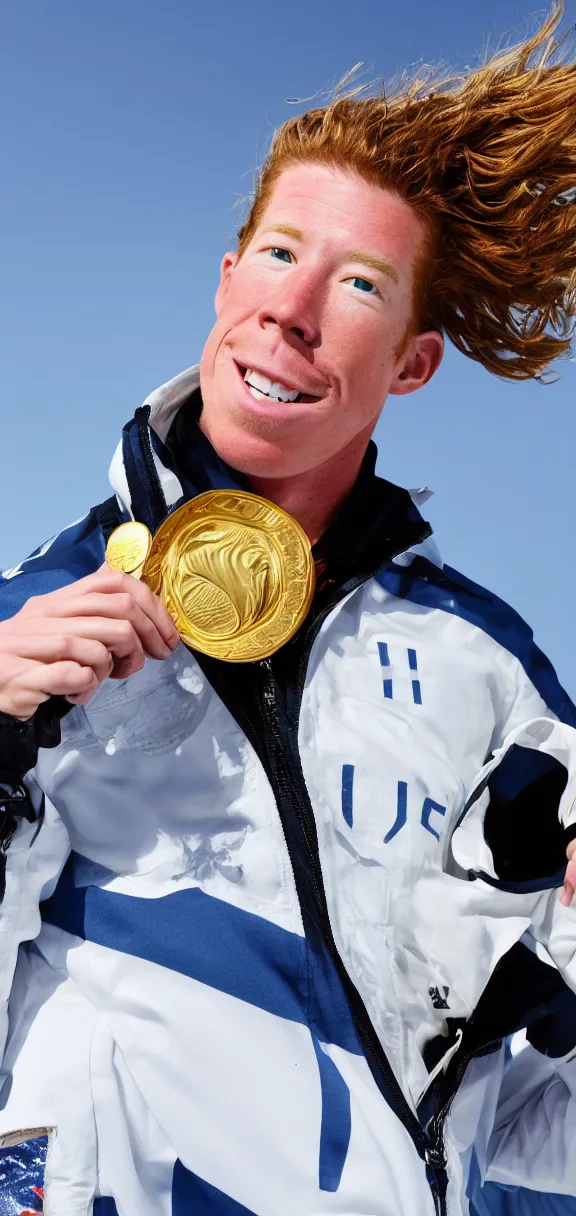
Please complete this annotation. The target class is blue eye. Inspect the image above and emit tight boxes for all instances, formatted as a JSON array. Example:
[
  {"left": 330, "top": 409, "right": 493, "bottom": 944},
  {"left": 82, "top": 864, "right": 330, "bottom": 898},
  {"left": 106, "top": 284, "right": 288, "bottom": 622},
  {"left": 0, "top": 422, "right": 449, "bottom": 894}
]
[
  {"left": 349, "top": 276, "right": 376, "bottom": 293},
  {"left": 270, "top": 247, "right": 292, "bottom": 263}
]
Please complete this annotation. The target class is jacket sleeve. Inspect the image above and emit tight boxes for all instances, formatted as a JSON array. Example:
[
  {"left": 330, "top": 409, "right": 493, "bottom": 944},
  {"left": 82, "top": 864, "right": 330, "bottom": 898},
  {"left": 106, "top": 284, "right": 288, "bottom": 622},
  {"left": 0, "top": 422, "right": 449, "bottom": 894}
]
[
  {"left": 0, "top": 505, "right": 110, "bottom": 855},
  {"left": 0, "top": 784, "right": 70, "bottom": 1066},
  {"left": 0, "top": 701, "right": 71, "bottom": 897},
  {"left": 0, "top": 504, "right": 117, "bottom": 1062},
  {"left": 482, "top": 1041, "right": 576, "bottom": 1197},
  {"left": 450, "top": 715, "right": 576, "bottom": 892},
  {"left": 0, "top": 499, "right": 119, "bottom": 794},
  {"left": 432, "top": 553, "right": 576, "bottom": 895},
  {"left": 448, "top": 714, "right": 576, "bottom": 1003}
]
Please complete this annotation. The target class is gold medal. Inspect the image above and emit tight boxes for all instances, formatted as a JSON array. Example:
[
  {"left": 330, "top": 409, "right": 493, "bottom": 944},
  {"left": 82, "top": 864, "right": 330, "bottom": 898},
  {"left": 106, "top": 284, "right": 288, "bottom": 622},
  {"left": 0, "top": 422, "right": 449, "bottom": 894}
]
[
  {"left": 105, "top": 521, "right": 152, "bottom": 578},
  {"left": 142, "top": 490, "right": 315, "bottom": 662}
]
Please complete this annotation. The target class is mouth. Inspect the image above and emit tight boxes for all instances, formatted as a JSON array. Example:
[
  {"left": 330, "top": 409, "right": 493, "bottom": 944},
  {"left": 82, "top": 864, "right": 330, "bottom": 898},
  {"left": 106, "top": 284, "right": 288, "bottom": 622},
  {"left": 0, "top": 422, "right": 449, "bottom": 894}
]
[{"left": 236, "top": 363, "right": 323, "bottom": 406}]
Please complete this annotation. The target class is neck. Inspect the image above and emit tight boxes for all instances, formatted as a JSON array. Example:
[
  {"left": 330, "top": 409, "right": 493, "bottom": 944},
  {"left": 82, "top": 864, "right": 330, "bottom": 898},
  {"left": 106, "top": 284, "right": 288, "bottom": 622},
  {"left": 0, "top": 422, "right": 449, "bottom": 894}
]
[{"left": 249, "top": 435, "right": 370, "bottom": 545}]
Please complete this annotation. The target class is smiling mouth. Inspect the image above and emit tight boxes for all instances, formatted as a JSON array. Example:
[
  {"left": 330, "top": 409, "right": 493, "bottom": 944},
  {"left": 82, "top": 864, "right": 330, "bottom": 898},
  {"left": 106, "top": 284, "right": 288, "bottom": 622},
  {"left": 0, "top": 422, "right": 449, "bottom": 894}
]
[{"left": 238, "top": 365, "right": 321, "bottom": 405}]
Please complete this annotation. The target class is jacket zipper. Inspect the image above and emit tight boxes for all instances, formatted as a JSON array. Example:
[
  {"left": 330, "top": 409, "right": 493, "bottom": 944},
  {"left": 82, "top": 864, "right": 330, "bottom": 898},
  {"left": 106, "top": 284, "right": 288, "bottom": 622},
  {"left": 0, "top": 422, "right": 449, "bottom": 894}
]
[
  {"left": 128, "top": 426, "right": 449, "bottom": 1206},
  {"left": 425, "top": 1037, "right": 503, "bottom": 1161},
  {"left": 251, "top": 551, "right": 450, "bottom": 1213},
  {"left": 128, "top": 420, "right": 448, "bottom": 1199}
]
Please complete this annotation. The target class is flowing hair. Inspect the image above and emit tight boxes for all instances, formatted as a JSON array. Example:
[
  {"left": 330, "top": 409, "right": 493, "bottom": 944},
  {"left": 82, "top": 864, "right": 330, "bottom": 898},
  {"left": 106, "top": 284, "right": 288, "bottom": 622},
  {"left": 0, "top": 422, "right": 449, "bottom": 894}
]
[{"left": 238, "top": 4, "right": 576, "bottom": 380}]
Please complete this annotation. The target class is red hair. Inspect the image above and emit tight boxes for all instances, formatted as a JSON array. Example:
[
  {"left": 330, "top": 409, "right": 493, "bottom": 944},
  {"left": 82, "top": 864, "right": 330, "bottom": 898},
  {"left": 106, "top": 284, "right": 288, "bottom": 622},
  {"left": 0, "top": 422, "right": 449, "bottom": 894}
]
[{"left": 238, "top": 5, "right": 576, "bottom": 381}]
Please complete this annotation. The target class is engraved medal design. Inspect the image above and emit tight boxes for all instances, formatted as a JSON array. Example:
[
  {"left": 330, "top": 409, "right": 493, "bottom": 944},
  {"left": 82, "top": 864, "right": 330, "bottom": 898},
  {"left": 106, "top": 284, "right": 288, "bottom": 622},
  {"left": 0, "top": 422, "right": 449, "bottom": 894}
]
[
  {"left": 105, "top": 521, "right": 152, "bottom": 580},
  {"left": 142, "top": 490, "right": 315, "bottom": 661}
]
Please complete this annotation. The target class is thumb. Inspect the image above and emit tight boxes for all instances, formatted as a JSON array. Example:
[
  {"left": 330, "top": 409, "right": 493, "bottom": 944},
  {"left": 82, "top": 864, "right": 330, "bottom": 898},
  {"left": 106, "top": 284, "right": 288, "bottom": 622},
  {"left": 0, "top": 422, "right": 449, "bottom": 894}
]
[{"left": 560, "top": 839, "right": 576, "bottom": 906}]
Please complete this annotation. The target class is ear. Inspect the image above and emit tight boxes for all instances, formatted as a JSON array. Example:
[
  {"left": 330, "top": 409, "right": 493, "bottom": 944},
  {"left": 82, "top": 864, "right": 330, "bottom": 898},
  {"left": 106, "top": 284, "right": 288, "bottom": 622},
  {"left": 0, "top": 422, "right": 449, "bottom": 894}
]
[
  {"left": 214, "top": 251, "right": 239, "bottom": 316},
  {"left": 388, "top": 330, "right": 444, "bottom": 396}
]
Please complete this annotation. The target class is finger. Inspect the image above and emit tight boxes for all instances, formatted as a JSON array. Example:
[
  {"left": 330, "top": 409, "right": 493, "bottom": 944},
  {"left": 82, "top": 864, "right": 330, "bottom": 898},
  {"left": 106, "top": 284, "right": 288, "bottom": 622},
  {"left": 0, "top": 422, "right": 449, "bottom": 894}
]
[
  {"left": 21, "top": 596, "right": 168, "bottom": 662},
  {"left": 21, "top": 566, "right": 136, "bottom": 603},
  {"left": 560, "top": 859, "right": 576, "bottom": 906},
  {"left": 17, "top": 660, "right": 101, "bottom": 714},
  {"left": 40, "top": 614, "right": 148, "bottom": 677},
  {"left": 0, "top": 634, "right": 114, "bottom": 687},
  {"left": 34, "top": 593, "right": 176, "bottom": 660},
  {"left": 25, "top": 569, "right": 179, "bottom": 649},
  {"left": 0, "top": 615, "right": 148, "bottom": 687},
  {"left": 92, "top": 567, "right": 179, "bottom": 647},
  {"left": 7, "top": 615, "right": 148, "bottom": 668},
  {"left": 86, "top": 599, "right": 169, "bottom": 663}
]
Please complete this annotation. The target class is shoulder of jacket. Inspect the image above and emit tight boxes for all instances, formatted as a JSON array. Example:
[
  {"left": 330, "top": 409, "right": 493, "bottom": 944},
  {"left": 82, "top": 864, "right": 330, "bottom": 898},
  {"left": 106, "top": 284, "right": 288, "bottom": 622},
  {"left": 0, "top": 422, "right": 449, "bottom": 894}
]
[
  {"left": 0, "top": 497, "right": 122, "bottom": 621},
  {"left": 374, "top": 555, "right": 576, "bottom": 726},
  {"left": 376, "top": 554, "right": 532, "bottom": 634}
]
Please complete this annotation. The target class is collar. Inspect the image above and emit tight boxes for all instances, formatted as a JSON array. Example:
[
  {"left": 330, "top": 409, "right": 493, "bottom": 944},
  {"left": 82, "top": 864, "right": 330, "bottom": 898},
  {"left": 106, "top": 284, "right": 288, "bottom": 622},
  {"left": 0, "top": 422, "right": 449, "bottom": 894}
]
[{"left": 109, "top": 373, "right": 434, "bottom": 582}]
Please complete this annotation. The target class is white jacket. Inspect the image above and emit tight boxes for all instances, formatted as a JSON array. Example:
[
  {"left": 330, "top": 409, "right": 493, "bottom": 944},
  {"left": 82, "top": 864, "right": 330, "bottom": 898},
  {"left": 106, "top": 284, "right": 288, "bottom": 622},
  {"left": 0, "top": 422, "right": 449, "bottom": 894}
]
[{"left": 0, "top": 366, "right": 575, "bottom": 1216}]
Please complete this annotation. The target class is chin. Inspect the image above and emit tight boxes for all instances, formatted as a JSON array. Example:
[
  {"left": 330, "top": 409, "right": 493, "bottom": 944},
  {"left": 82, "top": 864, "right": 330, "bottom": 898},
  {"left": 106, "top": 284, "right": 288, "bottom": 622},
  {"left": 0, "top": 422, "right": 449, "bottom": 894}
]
[{"left": 201, "top": 417, "right": 300, "bottom": 481}]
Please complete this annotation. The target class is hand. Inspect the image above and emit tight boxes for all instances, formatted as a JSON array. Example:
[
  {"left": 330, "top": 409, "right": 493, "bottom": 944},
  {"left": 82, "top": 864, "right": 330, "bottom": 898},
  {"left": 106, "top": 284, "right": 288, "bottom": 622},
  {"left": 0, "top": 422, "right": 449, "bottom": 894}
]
[
  {"left": 0, "top": 566, "right": 180, "bottom": 720},
  {"left": 560, "top": 838, "right": 576, "bottom": 907}
]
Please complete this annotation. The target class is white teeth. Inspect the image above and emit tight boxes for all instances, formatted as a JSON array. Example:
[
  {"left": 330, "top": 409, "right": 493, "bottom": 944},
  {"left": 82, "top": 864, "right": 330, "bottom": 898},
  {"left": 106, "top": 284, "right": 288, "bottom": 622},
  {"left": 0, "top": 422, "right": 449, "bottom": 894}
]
[
  {"left": 244, "top": 368, "right": 300, "bottom": 403},
  {"left": 269, "top": 381, "right": 300, "bottom": 403},
  {"left": 247, "top": 385, "right": 269, "bottom": 402},
  {"left": 244, "top": 369, "right": 272, "bottom": 394}
]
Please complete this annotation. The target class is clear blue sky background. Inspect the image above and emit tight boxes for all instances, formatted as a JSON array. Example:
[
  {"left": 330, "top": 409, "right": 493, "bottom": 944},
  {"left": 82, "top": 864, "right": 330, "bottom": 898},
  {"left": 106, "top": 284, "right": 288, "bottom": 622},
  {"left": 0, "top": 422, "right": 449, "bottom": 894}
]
[{"left": 2, "top": 1, "right": 575, "bottom": 694}]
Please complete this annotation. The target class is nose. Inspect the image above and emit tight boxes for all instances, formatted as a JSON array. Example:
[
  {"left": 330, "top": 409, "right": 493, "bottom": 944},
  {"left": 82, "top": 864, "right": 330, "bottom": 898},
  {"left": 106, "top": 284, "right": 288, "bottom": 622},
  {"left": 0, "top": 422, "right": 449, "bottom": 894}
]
[{"left": 258, "top": 268, "right": 322, "bottom": 348}]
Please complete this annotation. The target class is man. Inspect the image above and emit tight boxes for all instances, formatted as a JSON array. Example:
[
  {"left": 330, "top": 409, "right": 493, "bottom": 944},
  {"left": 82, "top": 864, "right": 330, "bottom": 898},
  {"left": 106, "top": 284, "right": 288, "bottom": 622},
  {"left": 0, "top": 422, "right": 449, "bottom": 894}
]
[{"left": 0, "top": 6, "right": 575, "bottom": 1214}]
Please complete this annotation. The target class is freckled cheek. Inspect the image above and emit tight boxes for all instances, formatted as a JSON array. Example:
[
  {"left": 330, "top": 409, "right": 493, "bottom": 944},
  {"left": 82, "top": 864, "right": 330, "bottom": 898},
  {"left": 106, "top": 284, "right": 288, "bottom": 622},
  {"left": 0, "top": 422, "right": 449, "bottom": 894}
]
[
  {"left": 203, "top": 291, "right": 263, "bottom": 369},
  {"left": 328, "top": 311, "right": 397, "bottom": 373},
  {"left": 328, "top": 320, "right": 403, "bottom": 412}
]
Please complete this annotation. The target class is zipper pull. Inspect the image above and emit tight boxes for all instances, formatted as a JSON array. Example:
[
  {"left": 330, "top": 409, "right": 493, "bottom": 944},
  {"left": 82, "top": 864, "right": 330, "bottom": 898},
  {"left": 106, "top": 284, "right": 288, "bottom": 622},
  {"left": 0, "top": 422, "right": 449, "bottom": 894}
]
[{"left": 425, "top": 1145, "right": 447, "bottom": 1170}]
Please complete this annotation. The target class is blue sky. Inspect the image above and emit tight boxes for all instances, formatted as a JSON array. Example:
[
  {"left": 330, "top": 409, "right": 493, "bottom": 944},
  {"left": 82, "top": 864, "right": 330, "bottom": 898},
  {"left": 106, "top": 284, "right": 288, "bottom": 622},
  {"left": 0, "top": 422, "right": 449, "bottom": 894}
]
[{"left": 2, "top": 0, "right": 575, "bottom": 694}]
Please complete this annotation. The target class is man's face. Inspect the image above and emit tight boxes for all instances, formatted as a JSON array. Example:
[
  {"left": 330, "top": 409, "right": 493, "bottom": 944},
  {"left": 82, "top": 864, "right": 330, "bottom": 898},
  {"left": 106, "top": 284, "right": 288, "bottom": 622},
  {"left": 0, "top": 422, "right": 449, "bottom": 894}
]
[{"left": 199, "top": 162, "right": 442, "bottom": 479}]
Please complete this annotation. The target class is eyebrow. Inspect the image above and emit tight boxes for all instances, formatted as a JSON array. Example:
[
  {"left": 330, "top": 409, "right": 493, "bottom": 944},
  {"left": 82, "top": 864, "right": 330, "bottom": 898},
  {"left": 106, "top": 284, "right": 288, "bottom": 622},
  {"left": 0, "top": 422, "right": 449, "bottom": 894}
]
[
  {"left": 347, "top": 251, "right": 399, "bottom": 284},
  {"left": 259, "top": 226, "right": 400, "bottom": 284},
  {"left": 260, "top": 223, "right": 304, "bottom": 241}
]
